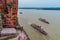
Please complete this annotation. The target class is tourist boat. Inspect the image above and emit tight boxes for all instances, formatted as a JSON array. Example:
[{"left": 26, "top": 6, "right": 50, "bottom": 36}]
[
  {"left": 20, "top": 12, "right": 23, "bottom": 14},
  {"left": 30, "top": 23, "right": 48, "bottom": 35},
  {"left": 39, "top": 18, "right": 49, "bottom": 24},
  {"left": 18, "top": 27, "right": 30, "bottom": 40}
]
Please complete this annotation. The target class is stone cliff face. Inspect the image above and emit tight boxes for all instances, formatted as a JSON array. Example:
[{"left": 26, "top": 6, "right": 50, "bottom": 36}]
[{"left": 0, "top": 0, "right": 18, "bottom": 28}]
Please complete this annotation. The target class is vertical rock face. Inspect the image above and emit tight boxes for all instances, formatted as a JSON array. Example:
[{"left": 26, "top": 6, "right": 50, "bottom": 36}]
[{"left": 0, "top": 0, "right": 18, "bottom": 28}]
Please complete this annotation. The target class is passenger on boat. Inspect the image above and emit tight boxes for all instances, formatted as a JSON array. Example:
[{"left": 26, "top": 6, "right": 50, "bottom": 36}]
[
  {"left": 36, "top": 26, "right": 40, "bottom": 28},
  {"left": 39, "top": 26, "right": 44, "bottom": 32},
  {"left": 41, "top": 27, "right": 44, "bottom": 30}
]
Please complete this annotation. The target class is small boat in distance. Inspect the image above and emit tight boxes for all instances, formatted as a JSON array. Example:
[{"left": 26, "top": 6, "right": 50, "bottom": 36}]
[
  {"left": 39, "top": 18, "right": 49, "bottom": 24},
  {"left": 30, "top": 23, "right": 48, "bottom": 35},
  {"left": 20, "top": 12, "right": 23, "bottom": 14}
]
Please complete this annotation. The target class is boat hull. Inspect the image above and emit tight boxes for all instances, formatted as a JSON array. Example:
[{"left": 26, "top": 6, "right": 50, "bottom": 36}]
[
  {"left": 39, "top": 18, "right": 49, "bottom": 24},
  {"left": 30, "top": 24, "right": 48, "bottom": 35}
]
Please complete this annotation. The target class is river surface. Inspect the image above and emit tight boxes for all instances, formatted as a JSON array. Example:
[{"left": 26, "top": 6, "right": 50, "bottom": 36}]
[{"left": 18, "top": 9, "right": 60, "bottom": 40}]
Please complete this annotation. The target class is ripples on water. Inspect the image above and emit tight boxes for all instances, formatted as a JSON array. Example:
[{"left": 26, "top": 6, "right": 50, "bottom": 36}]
[{"left": 18, "top": 9, "right": 60, "bottom": 40}]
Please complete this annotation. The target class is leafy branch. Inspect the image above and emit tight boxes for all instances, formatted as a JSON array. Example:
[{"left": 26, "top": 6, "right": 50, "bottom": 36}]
[{"left": 7, "top": 2, "right": 13, "bottom": 8}]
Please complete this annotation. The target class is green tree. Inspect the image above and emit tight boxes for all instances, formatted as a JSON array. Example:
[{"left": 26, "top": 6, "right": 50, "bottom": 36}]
[{"left": 7, "top": 2, "right": 13, "bottom": 8}]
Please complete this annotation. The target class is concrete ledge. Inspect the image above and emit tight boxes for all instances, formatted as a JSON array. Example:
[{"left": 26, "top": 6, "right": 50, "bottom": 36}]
[{"left": 0, "top": 28, "right": 17, "bottom": 37}]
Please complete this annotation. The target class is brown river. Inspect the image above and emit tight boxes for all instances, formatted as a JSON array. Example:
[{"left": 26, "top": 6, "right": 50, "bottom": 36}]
[{"left": 18, "top": 9, "right": 60, "bottom": 40}]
